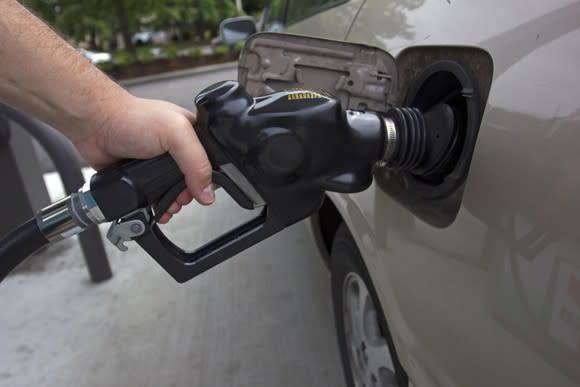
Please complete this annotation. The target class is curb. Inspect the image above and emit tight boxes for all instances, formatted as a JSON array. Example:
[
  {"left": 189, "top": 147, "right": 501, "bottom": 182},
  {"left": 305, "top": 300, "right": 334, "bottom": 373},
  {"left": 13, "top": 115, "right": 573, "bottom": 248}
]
[{"left": 118, "top": 61, "right": 239, "bottom": 87}]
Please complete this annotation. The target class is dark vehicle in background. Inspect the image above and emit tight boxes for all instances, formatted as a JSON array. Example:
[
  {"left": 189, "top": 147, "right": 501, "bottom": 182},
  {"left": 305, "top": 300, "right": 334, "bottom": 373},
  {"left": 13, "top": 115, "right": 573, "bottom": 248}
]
[{"left": 131, "top": 31, "right": 154, "bottom": 46}]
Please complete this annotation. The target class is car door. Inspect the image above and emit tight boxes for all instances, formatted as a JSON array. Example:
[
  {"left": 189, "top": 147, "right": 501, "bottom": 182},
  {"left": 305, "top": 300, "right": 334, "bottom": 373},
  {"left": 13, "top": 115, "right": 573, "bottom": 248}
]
[{"left": 242, "top": 0, "right": 580, "bottom": 385}]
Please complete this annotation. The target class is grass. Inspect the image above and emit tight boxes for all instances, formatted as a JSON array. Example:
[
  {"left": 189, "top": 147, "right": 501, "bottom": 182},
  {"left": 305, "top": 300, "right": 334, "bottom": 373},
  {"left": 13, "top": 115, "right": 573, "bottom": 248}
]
[{"left": 214, "top": 41, "right": 245, "bottom": 56}]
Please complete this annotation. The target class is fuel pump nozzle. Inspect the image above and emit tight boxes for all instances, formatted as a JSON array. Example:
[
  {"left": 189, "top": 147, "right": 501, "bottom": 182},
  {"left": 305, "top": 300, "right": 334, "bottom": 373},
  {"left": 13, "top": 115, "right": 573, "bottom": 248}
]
[{"left": 0, "top": 81, "right": 456, "bottom": 283}]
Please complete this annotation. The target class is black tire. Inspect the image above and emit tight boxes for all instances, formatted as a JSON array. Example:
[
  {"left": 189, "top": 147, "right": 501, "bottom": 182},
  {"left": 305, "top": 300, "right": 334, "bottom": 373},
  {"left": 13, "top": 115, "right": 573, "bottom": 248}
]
[{"left": 331, "top": 223, "right": 408, "bottom": 387}]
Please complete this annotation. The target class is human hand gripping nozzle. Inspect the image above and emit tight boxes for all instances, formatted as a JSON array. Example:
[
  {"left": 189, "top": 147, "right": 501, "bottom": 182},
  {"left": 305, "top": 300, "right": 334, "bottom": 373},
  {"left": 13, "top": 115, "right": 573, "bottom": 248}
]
[{"left": 0, "top": 80, "right": 457, "bottom": 283}]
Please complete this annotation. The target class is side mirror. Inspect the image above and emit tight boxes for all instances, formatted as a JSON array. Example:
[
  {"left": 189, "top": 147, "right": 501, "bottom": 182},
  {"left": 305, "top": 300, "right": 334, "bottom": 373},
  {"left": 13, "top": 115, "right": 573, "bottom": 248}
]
[{"left": 220, "top": 16, "right": 257, "bottom": 45}]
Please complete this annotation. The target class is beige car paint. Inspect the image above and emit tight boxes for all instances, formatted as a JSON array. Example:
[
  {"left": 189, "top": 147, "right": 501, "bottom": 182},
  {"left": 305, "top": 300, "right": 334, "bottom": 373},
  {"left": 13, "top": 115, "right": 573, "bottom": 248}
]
[
  {"left": 284, "top": 0, "right": 364, "bottom": 40},
  {"left": 286, "top": 0, "right": 580, "bottom": 386}
]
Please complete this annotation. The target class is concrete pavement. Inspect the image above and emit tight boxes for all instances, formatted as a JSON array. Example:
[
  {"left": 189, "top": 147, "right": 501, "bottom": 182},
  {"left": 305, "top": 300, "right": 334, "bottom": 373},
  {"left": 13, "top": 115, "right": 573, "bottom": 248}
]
[
  {"left": 123, "top": 64, "right": 239, "bottom": 109},
  {"left": 0, "top": 67, "right": 346, "bottom": 386}
]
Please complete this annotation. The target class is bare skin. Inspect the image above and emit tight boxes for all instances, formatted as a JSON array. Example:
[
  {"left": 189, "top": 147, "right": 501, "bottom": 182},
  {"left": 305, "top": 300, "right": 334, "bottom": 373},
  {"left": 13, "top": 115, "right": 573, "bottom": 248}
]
[{"left": 0, "top": 0, "right": 214, "bottom": 223}]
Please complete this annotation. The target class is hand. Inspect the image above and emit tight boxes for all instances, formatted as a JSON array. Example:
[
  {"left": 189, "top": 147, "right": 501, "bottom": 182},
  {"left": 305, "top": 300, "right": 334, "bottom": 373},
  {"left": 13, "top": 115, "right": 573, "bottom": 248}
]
[{"left": 73, "top": 94, "right": 214, "bottom": 224}]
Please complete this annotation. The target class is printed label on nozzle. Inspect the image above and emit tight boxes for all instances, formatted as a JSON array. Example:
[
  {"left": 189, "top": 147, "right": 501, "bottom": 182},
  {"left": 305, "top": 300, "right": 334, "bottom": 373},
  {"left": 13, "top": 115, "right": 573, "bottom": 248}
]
[{"left": 285, "top": 88, "right": 333, "bottom": 101}]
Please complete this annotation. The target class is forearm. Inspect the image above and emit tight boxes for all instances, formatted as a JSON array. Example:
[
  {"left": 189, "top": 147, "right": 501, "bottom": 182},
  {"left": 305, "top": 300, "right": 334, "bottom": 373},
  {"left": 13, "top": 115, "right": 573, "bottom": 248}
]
[{"left": 0, "top": 0, "right": 130, "bottom": 143}]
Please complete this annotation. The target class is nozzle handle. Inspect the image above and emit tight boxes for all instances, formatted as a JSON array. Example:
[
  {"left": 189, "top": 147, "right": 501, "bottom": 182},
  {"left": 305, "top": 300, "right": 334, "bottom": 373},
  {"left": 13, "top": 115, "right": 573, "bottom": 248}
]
[
  {"left": 90, "top": 153, "right": 184, "bottom": 221},
  {"left": 132, "top": 207, "right": 280, "bottom": 283},
  {"left": 107, "top": 167, "right": 266, "bottom": 282}
]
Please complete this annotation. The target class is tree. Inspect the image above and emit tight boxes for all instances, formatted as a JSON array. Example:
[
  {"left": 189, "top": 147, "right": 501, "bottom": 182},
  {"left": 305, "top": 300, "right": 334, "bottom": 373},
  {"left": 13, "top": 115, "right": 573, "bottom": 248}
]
[
  {"left": 22, "top": 0, "right": 240, "bottom": 56},
  {"left": 114, "top": 0, "right": 136, "bottom": 57},
  {"left": 23, "top": 0, "right": 119, "bottom": 50}
]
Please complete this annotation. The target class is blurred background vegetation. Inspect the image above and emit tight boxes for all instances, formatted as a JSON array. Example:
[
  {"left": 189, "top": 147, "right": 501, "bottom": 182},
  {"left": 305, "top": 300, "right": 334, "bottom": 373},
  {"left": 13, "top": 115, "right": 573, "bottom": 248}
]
[{"left": 21, "top": 0, "right": 270, "bottom": 74}]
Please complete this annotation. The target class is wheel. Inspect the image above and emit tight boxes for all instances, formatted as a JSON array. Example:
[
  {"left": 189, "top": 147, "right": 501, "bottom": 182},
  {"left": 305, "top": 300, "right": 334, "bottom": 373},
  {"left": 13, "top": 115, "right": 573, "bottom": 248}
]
[{"left": 331, "top": 224, "right": 408, "bottom": 387}]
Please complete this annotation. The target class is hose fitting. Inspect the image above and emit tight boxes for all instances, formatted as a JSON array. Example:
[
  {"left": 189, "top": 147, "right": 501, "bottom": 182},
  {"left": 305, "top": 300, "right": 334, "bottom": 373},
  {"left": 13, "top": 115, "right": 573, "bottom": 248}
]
[{"left": 36, "top": 184, "right": 105, "bottom": 242}]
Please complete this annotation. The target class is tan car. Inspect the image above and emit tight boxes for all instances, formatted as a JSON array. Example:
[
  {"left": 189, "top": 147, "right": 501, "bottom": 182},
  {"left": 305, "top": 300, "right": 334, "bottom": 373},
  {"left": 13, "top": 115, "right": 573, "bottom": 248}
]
[{"left": 225, "top": 0, "right": 580, "bottom": 386}]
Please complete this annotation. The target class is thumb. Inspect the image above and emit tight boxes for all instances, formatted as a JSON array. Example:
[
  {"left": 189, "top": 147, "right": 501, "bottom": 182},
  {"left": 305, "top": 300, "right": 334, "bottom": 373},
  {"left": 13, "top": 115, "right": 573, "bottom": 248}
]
[{"left": 165, "top": 114, "right": 214, "bottom": 205}]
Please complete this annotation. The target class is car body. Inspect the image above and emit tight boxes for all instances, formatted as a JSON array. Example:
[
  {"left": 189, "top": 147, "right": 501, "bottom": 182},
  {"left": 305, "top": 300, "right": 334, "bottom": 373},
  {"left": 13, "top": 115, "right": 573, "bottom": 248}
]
[{"left": 249, "top": 0, "right": 580, "bottom": 386}]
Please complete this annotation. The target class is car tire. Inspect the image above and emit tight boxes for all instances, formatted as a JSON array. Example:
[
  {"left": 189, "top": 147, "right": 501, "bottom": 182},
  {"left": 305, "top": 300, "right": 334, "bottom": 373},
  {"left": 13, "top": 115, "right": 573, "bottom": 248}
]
[{"left": 331, "top": 223, "right": 408, "bottom": 387}]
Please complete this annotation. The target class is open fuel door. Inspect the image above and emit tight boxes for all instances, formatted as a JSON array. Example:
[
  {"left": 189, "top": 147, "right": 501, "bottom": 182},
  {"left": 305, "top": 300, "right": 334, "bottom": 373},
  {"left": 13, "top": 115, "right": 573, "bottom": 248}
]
[
  {"left": 238, "top": 33, "right": 398, "bottom": 113},
  {"left": 238, "top": 33, "right": 493, "bottom": 227}
]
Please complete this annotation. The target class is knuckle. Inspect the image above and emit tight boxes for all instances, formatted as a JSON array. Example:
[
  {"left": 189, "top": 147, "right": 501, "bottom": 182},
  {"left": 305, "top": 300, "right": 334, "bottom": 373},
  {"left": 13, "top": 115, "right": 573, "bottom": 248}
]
[{"left": 171, "top": 114, "right": 193, "bottom": 132}]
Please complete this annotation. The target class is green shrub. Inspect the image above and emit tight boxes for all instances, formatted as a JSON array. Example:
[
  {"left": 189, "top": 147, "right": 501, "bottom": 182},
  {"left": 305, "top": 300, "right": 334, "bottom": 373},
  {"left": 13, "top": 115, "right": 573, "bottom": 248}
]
[
  {"left": 113, "top": 50, "right": 136, "bottom": 65},
  {"left": 163, "top": 46, "right": 178, "bottom": 60},
  {"left": 187, "top": 47, "right": 202, "bottom": 59},
  {"left": 234, "top": 41, "right": 245, "bottom": 53},
  {"left": 97, "top": 62, "right": 113, "bottom": 73},
  {"left": 214, "top": 45, "right": 230, "bottom": 56},
  {"left": 138, "top": 47, "right": 156, "bottom": 63}
]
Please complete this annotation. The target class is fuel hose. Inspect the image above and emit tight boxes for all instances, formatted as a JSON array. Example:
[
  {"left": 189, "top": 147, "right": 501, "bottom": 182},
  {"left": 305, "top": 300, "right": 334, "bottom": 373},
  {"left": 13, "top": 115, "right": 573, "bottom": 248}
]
[
  {"left": 0, "top": 184, "right": 105, "bottom": 283},
  {"left": 0, "top": 218, "right": 48, "bottom": 282}
]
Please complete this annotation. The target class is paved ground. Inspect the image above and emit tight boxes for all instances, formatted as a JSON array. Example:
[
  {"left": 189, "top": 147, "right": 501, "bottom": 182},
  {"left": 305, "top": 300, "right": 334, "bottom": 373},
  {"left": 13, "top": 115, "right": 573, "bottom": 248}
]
[
  {"left": 124, "top": 64, "right": 240, "bottom": 108},
  {"left": 0, "top": 67, "right": 346, "bottom": 387}
]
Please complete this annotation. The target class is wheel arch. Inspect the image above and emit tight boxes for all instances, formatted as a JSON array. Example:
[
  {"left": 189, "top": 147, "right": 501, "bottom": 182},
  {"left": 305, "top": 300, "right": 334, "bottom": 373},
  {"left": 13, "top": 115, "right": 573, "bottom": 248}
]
[
  {"left": 309, "top": 194, "right": 346, "bottom": 268},
  {"left": 310, "top": 193, "right": 416, "bottom": 386}
]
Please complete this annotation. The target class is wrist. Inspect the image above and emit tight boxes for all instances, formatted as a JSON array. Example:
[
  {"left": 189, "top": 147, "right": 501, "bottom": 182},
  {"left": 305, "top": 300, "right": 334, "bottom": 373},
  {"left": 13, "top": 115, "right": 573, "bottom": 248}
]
[{"left": 70, "top": 83, "right": 134, "bottom": 145}]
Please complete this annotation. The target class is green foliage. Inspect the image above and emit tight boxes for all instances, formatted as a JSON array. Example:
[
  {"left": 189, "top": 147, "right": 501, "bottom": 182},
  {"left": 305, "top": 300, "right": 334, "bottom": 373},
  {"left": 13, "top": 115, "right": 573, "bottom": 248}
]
[
  {"left": 163, "top": 45, "right": 179, "bottom": 60},
  {"left": 137, "top": 47, "right": 157, "bottom": 63},
  {"left": 23, "top": 0, "right": 239, "bottom": 49},
  {"left": 213, "top": 45, "right": 230, "bottom": 56},
  {"left": 234, "top": 41, "right": 245, "bottom": 52},
  {"left": 187, "top": 47, "right": 202, "bottom": 59},
  {"left": 113, "top": 50, "right": 136, "bottom": 65},
  {"left": 97, "top": 61, "right": 114, "bottom": 72},
  {"left": 213, "top": 42, "right": 243, "bottom": 57}
]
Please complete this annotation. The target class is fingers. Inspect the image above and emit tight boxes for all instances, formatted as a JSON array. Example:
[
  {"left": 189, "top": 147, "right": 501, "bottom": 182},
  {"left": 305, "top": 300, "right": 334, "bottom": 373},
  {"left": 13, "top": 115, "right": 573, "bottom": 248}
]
[
  {"left": 159, "top": 106, "right": 213, "bottom": 223},
  {"left": 167, "top": 202, "right": 181, "bottom": 214},
  {"left": 158, "top": 195, "right": 187, "bottom": 224},
  {"left": 158, "top": 213, "right": 172, "bottom": 224},
  {"left": 165, "top": 114, "right": 215, "bottom": 206},
  {"left": 176, "top": 189, "right": 194, "bottom": 205}
]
